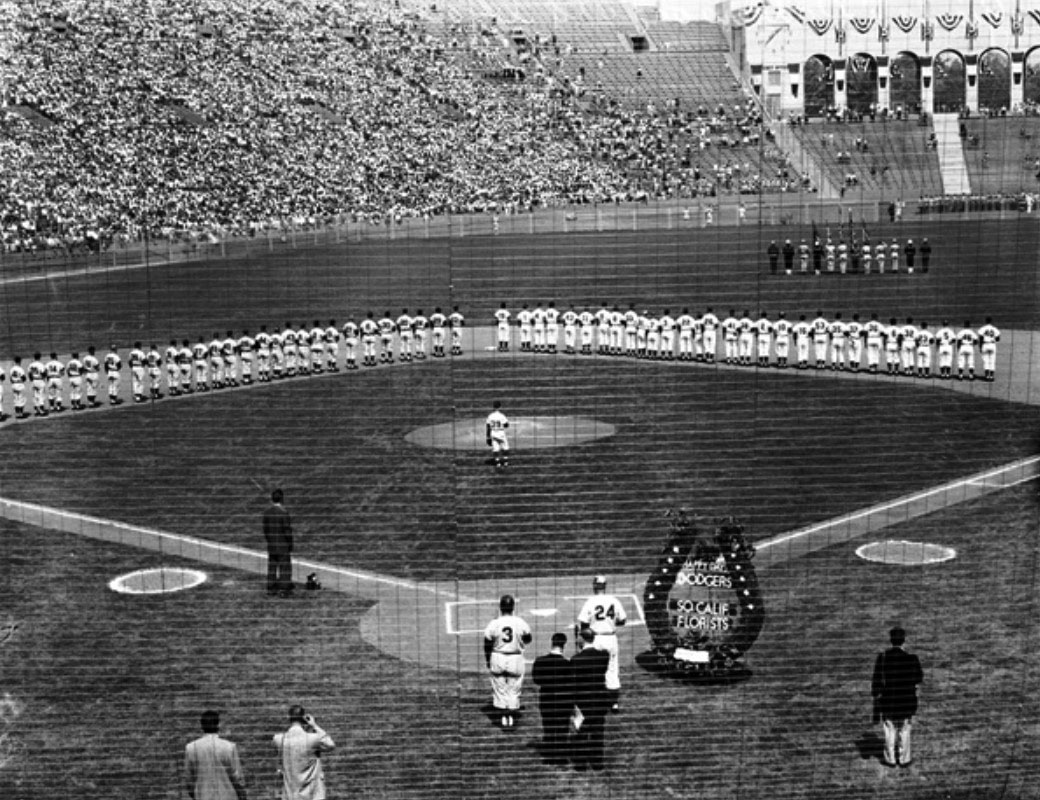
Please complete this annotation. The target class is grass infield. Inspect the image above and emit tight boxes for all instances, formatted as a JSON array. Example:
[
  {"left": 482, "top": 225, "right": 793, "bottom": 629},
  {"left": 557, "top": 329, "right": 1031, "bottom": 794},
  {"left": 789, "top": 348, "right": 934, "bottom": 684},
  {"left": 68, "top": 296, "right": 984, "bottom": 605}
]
[
  {"left": 0, "top": 483, "right": 1036, "bottom": 800},
  {"left": 0, "top": 219, "right": 1037, "bottom": 798}
]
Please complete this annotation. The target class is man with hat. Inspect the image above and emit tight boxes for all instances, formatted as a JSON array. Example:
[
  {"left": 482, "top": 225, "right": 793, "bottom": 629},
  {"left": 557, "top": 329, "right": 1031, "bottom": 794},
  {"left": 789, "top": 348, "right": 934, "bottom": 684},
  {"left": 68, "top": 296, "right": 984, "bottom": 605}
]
[
  {"left": 576, "top": 576, "right": 627, "bottom": 712},
  {"left": 871, "top": 626, "right": 924, "bottom": 767}
]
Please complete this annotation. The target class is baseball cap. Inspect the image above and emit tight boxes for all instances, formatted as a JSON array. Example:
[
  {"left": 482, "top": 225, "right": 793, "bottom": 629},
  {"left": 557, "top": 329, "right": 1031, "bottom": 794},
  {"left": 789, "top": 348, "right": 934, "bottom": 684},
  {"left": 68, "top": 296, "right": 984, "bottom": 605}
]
[{"left": 593, "top": 575, "right": 607, "bottom": 587}]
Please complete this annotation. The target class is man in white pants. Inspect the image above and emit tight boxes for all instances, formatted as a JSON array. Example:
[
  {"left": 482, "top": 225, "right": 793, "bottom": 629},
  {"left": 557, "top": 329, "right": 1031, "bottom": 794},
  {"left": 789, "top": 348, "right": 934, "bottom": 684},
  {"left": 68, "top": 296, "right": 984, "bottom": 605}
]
[
  {"left": 482, "top": 594, "right": 532, "bottom": 729},
  {"left": 577, "top": 575, "right": 627, "bottom": 712},
  {"left": 485, "top": 400, "right": 509, "bottom": 470}
]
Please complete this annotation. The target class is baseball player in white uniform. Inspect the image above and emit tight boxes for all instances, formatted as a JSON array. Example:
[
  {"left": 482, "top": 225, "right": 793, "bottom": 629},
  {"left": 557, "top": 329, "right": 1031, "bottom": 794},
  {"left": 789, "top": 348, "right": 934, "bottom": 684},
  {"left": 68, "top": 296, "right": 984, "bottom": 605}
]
[
  {"left": 899, "top": 318, "right": 918, "bottom": 376},
  {"left": 482, "top": 594, "right": 532, "bottom": 729},
  {"left": 864, "top": 314, "right": 885, "bottom": 374},
  {"left": 579, "top": 307, "right": 595, "bottom": 355},
  {"left": 494, "top": 304, "right": 511, "bottom": 352},
  {"left": 517, "top": 304, "right": 533, "bottom": 352},
  {"left": 701, "top": 308, "right": 718, "bottom": 362},
  {"left": 792, "top": 315, "right": 811, "bottom": 369},
  {"left": 935, "top": 321, "right": 956, "bottom": 380},
  {"left": 956, "top": 321, "right": 979, "bottom": 381},
  {"left": 562, "top": 305, "right": 579, "bottom": 354},
  {"left": 45, "top": 353, "right": 65, "bottom": 413},
  {"left": 449, "top": 306, "right": 465, "bottom": 356},
  {"left": 396, "top": 310, "right": 414, "bottom": 363},
  {"left": 577, "top": 575, "right": 627, "bottom": 711},
  {"left": 485, "top": 400, "right": 509, "bottom": 470},
  {"left": 978, "top": 317, "right": 1001, "bottom": 382}
]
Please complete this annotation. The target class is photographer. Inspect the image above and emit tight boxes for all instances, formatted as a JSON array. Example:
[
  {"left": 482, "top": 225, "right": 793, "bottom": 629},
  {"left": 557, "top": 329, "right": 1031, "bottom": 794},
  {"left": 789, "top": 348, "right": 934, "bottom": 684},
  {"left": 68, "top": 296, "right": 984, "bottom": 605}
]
[{"left": 273, "top": 706, "right": 335, "bottom": 800}]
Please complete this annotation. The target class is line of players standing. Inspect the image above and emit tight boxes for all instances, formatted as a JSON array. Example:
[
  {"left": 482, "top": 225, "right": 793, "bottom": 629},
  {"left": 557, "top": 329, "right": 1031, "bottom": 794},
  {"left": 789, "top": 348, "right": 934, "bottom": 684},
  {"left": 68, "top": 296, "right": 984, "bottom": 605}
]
[
  {"left": 494, "top": 303, "right": 1001, "bottom": 382},
  {"left": 0, "top": 308, "right": 467, "bottom": 421}
]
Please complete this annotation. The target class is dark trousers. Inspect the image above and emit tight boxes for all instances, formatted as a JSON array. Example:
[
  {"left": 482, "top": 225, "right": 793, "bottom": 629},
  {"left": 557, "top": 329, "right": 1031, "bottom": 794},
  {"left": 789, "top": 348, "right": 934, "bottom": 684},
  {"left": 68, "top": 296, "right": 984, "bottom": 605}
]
[
  {"left": 267, "top": 552, "right": 293, "bottom": 593},
  {"left": 571, "top": 710, "right": 606, "bottom": 770},
  {"left": 539, "top": 702, "right": 571, "bottom": 762}
]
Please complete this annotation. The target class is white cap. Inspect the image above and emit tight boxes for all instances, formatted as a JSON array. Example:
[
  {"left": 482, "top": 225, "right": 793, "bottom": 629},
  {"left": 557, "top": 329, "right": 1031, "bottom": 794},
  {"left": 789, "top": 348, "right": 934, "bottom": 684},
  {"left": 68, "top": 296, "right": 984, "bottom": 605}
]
[{"left": 593, "top": 575, "right": 607, "bottom": 587}]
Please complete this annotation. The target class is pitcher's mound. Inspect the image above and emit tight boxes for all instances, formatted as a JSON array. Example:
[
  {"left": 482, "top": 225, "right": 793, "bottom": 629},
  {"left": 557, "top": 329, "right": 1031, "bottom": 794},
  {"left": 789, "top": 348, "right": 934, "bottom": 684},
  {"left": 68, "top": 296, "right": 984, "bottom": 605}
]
[
  {"left": 405, "top": 416, "right": 617, "bottom": 450},
  {"left": 855, "top": 540, "right": 957, "bottom": 565}
]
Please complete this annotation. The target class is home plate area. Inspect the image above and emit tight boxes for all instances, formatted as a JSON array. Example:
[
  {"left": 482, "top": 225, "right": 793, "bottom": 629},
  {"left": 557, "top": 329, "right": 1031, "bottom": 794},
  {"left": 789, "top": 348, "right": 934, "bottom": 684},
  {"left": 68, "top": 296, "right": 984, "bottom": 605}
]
[{"left": 358, "top": 574, "right": 645, "bottom": 675}]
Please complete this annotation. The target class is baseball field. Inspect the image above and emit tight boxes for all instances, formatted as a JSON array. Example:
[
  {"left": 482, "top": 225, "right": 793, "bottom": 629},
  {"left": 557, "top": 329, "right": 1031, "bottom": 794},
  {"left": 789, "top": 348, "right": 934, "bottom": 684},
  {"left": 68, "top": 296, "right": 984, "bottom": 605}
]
[{"left": 0, "top": 211, "right": 1037, "bottom": 799}]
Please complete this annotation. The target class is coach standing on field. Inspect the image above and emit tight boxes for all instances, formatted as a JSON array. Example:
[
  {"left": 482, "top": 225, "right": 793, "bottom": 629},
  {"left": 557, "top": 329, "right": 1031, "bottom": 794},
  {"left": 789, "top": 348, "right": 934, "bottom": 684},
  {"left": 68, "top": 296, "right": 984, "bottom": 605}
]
[
  {"left": 263, "top": 488, "right": 294, "bottom": 596},
  {"left": 871, "top": 626, "right": 924, "bottom": 768}
]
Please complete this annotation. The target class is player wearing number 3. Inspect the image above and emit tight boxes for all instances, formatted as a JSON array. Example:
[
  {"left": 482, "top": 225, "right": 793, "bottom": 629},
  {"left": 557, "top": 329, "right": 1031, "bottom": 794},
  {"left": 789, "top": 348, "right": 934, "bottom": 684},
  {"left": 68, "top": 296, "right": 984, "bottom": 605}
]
[
  {"left": 483, "top": 594, "right": 533, "bottom": 729},
  {"left": 577, "top": 576, "right": 627, "bottom": 712}
]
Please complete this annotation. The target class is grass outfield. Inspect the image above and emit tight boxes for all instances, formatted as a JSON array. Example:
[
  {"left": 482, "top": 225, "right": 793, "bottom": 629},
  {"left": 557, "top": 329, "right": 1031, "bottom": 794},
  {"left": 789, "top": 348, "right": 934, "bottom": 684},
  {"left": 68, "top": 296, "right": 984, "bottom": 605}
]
[
  {"left": 0, "top": 218, "right": 1036, "bottom": 358},
  {"left": 0, "top": 358, "right": 1036, "bottom": 581},
  {"left": 0, "top": 483, "right": 1035, "bottom": 800}
]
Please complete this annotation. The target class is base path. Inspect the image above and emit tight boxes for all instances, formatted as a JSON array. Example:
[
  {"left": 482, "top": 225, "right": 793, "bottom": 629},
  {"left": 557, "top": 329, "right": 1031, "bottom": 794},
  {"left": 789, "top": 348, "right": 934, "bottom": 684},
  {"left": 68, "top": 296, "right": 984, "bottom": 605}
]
[{"left": 1, "top": 455, "right": 1034, "bottom": 675}]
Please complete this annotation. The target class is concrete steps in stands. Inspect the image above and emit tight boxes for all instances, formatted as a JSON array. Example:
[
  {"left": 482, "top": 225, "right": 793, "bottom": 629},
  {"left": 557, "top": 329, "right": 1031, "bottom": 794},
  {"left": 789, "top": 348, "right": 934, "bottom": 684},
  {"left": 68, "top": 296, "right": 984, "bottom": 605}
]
[{"left": 933, "top": 112, "right": 972, "bottom": 195}]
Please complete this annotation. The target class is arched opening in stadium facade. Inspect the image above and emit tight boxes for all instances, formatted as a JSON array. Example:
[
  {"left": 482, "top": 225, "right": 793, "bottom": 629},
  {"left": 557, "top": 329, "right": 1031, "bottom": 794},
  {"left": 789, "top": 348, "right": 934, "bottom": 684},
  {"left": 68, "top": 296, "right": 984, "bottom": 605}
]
[
  {"left": 803, "top": 54, "right": 834, "bottom": 116},
  {"left": 978, "top": 48, "right": 1011, "bottom": 115},
  {"left": 889, "top": 51, "right": 922, "bottom": 116},
  {"left": 1024, "top": 46, "right": 1040, "bottom": 106},
  {"left": 845, "top": 52, "right": 878, "bottom": 116},
  {"left": 933, "top": 49, "right": 966, "bottom": 113}
]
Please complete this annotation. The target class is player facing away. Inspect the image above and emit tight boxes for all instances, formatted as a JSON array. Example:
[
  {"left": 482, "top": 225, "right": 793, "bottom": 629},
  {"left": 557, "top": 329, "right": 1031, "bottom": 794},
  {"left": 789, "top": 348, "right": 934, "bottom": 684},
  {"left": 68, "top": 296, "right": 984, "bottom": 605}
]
[
  {"left": 577, "top": 576, "right": 627, "bottom": 712},
  {"left": 494, "top": 303, "right": 511, "bottom": 352},
  {"left": 483, "top": 594, "right": 533, "bottom": 729},
  {"left": 485, "top": 400, "right": 510, "bottom": 470}
]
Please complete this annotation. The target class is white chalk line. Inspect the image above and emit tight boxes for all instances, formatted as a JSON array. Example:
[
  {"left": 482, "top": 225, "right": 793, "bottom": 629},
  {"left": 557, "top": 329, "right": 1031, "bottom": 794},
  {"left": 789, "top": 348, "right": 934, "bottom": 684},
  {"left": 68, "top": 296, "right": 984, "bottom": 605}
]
[
  {"left": 1, "top": 454, "right": 1036, "bottom": 615},
  {"left": 0, "top": 255, "right": 176, "bottom": 287},
  {"left": 758, "top": 454, "right": 1040, "bottom": 552},
  {"left": 0, "top": 495, "right": 449, "bottom": 599}
]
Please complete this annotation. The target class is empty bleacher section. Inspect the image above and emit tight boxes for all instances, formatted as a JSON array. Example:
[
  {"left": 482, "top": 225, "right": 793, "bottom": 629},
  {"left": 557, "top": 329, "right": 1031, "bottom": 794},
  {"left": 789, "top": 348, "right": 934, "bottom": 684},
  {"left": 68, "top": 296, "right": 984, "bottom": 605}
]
[
  {"left": 959, "top": 115, "right": 1040, "bottom": 196},
  {"left": 788, "top": 120, "right": 944, "bottom": 200}
]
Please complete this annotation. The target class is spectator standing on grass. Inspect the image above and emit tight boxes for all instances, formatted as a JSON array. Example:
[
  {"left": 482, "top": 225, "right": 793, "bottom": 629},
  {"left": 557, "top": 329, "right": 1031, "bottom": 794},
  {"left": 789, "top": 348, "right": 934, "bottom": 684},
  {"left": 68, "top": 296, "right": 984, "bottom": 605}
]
[
  {"left": 871, "top": 627, "right": 923, "bottom": 768},
  {"left": 532, "top": 632, "right": 575, "bottom": 764},
  {"left": 184, "top": 710, "right": 248, "bottom": 800},
  {"left": 274, "top": 706, "right": 335, "bottom": 800},
  {"left": 263, "top": 489, "right": 294, "bottom": 596}
]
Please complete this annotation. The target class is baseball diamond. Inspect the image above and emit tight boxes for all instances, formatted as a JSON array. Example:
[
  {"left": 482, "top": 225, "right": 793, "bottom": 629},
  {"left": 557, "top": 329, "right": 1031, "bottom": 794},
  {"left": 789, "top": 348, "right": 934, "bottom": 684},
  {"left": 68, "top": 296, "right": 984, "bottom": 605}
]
[{"left": 3, "top": 1, "right": 1040, "bottom": 796}]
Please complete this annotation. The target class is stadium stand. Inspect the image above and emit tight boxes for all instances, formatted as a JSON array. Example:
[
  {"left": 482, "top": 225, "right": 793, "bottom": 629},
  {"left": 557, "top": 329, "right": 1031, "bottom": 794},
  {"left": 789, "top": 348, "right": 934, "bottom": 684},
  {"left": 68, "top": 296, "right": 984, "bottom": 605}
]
[{"left": 0, "top": 0, "right": 798, "bottom": 253}]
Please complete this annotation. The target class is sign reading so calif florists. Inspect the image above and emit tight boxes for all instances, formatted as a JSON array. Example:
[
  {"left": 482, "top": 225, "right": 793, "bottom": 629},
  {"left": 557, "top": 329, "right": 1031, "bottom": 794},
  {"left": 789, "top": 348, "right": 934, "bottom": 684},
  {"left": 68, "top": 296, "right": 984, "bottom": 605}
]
[{"left": 643, "top": 510, "right": 765, "bottom": 677}]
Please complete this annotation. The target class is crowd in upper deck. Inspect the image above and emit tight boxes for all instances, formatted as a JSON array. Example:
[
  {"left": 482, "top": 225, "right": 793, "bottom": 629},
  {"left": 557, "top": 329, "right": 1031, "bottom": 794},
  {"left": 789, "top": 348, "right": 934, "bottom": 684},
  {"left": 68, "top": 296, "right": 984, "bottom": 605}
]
[{"left": 0, "top": 0, "right": 796, "bottom": 253}]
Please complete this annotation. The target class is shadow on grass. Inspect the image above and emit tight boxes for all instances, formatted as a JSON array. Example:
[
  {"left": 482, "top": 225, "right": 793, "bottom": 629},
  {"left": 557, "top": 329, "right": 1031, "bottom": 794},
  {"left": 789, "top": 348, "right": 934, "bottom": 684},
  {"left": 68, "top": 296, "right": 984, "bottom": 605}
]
[{"left": 853, "top": 730, "right": 885, "bottom": 763}]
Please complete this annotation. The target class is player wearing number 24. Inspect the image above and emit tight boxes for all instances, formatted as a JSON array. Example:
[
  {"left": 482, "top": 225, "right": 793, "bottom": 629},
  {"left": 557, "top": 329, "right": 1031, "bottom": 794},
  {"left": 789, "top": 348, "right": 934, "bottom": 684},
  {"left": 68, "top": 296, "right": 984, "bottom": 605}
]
[{"left": 483, "top": 594, "right": 533, "bottom": 729}]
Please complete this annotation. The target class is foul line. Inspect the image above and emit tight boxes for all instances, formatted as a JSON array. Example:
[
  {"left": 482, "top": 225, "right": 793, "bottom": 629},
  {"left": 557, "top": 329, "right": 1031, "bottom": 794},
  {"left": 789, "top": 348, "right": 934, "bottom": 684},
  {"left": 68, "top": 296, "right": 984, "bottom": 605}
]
[
  {"left": 757, "top": 454, "right": 1040, "bottom": 554},
  {"left": 0, "top": 495, "right": 452, "bottom": 600}
]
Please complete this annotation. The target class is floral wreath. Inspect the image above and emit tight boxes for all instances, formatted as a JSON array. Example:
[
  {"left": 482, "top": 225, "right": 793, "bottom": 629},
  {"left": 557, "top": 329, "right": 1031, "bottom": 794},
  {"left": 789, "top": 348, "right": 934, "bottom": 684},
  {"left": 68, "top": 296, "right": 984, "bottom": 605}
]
[{"left": 642, "top": 509, "right": 765, "bottom": 677}]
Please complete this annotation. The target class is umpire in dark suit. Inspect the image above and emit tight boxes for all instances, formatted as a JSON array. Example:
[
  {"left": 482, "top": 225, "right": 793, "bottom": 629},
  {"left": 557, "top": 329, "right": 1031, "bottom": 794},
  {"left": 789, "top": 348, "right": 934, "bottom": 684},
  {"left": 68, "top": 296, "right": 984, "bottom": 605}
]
[
  {"left": 262, "top": 488, "right": 294, "bottom": 596},
  {"left": 871, "top": 626, "right": 924, "bottom": 767},
  {"left": 570, "top": 627, "right": 610, "bottom": 771},
  {"left": 532, "top": 632, "right": 574, "bottom": 765}
]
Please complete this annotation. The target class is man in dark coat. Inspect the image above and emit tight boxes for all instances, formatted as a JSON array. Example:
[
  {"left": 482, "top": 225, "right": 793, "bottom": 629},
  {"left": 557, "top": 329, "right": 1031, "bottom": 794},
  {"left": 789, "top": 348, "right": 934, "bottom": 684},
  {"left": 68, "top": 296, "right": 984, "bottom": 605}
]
[
  {"left": 532, "top": 632, "right": 574, "bottom": 765},
  {"left": 871, "top": 626, "right": 924, "bottom": 767},
  {"left": 781, "top": 239, "right": 795, "bottom": 274},
  {"left": 919, "top": 238, "right": 932, "bottom": 272},
  {"left": 904, "top": 239, "right": 917, "bottom": 272},
  {"left": 766, "top": 240, "right": 780, "bottom": 274},
  {"left": 263, "top": 488, "right": 294, "bottom": 596},
  {"left": 570, "top": 628, "right": 610, "bottom": 771}
]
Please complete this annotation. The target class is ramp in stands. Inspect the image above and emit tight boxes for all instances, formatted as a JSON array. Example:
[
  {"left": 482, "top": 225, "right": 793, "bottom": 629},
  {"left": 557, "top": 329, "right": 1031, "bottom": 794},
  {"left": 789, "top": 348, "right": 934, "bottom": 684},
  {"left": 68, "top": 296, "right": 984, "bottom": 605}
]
[{"left": 933, "top": 113, "right": 972, "bottom": 195}]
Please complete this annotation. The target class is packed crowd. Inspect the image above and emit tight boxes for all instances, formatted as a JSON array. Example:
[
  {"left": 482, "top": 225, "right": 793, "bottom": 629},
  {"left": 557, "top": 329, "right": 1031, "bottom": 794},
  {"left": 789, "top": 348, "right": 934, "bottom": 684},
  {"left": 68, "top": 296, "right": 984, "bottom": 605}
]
[{"left": 0, "top": 0, "right": 797, "bottom": 253}]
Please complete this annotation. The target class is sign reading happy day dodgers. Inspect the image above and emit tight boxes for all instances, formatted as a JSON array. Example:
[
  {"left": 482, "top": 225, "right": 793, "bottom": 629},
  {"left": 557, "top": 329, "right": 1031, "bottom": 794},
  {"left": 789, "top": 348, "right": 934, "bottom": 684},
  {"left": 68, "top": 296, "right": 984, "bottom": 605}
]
[{"left": 643, "top": 510, "right": 765, "bottom": 678}]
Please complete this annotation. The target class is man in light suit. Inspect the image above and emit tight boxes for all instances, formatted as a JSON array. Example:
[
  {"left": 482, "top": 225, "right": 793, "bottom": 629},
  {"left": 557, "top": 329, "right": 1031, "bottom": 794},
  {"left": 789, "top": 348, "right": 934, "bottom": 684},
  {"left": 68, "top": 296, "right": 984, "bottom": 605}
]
[
  {"left": 184, "top": 710, "right": 247, "bottom": 800},
  {"left": 273, "top": 705, "right": 335, "bottom": 800}
]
